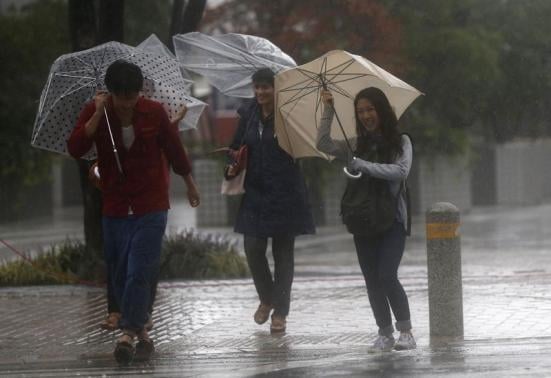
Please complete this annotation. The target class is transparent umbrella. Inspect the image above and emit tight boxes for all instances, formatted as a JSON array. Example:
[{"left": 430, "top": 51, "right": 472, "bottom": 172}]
[
  {"left": 173, "top": 32, "right": 296, "bottom": 98},
  {"left": 137, "top": 33, "right": 194, "bottom": 92},
  {"left": 31, "top": 40, "right": 206, "bottom": 160}
]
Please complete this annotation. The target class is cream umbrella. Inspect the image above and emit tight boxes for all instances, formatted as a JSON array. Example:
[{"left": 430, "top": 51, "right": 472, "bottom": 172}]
[{"left": 275, "top": 50, "right": 422, "bottom": 164}]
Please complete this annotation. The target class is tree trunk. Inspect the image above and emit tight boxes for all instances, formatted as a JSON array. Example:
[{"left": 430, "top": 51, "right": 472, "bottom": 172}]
[
  {"left": 97, "top": 0, "right": 125, "bottom": 44},
  {"left": 169, "top": 0, "right": 206, "bottom": 50},
  {"left": 180, "top": 0, "right": 207, "bottom": 34},
  {"left": 169, "top": 0, "right": 186, "bottom": 42},
  {"left": 68, "top": 0, "right": 125, "bottom": 279}
]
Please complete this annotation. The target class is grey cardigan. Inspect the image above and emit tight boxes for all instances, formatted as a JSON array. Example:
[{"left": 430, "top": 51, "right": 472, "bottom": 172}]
[{"left": 316, "top": 106, "right": 412, "bottom": 231}]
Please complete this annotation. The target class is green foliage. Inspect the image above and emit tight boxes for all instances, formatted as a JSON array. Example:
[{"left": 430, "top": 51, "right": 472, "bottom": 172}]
[
  {"left": 0, "top": 240, "right": 85, "bottom": 286},
  {"left": 124, "top": 0, "right": 172, "bottom": 46},
  {"left": 159, "top": 229, "right": 249, "bottom": 279},
  {"left": 384, "top": 0, "right": 551, "bottom": 152},
  {"left": 0, "top": 1, "right": 70, "bottom": 221},
  {"left": 0, "top": 231, "right": 249, "bottom": 286}
]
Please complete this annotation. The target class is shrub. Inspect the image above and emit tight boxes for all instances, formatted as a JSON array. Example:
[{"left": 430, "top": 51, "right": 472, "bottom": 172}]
[
  {"left": 0, "top": 240, "right": 85, "bottom": 286},
  {"left": 159, "top": 229, "right": 249, "bottom": 279},
  {"left": 0, "top": 230, "right": 249, "bottom": 286}
]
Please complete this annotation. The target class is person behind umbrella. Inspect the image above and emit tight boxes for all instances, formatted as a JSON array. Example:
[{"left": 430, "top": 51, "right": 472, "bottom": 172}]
[
  {"left": 316, "top": 87, "right": 416, "bottom": 352},
  {"left": 98, "top": 105, "right": 189, "bottom": 333},
  {"left": 225, "top": 68, "right": 315, "bottom": 333},
  {"left": 67, "top": 60, "right": 200, "bottom": 364}
]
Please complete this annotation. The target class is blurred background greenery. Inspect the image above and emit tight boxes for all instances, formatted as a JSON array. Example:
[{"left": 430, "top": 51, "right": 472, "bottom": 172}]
[{"left": 1, "top": 0, "right": 550, "bottom": 281}]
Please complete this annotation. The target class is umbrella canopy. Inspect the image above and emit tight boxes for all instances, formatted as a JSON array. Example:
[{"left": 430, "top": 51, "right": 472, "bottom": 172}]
[
  {"left": 137, "top": 33, "right": 194, "bottom": 91},
  {"left": 274, "top": 50, "right": 422, "bottom": 160},
  {"left": 31, "top": 41, "right": 206, "bottom": 159},
  {"left": 173, "top": 32, "right": 296, "bottom": 98}
]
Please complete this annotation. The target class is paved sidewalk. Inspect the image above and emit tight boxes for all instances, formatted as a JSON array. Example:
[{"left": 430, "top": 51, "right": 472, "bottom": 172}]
[
  {"left": 1, "top": 203, "right": 551, "bottom": 376},
  {"left": 1, "top": 269, "right": 551, "bottom": 377}
]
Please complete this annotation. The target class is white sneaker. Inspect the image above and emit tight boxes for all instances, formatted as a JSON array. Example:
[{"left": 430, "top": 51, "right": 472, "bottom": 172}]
[
  {"left": 367, "top": 335, "right": 395, "bottom": 353},
  {"left": 394, "top": 332, "right": 417, "bottom": 350}
]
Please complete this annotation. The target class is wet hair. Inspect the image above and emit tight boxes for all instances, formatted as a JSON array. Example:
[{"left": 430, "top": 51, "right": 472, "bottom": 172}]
[
  {"left": 104, "top": 60, "right": 143, "bottom": 95},
  {"left": 354, "top": 87, "right": 402, "bottom": 160},
  {"left": 251, "top": 67, "right": 275, "bottom": 87}
]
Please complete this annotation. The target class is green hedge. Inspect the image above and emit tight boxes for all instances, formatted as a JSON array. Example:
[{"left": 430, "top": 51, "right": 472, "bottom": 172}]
[
  {"left": 159, "top": 229, "right": 249, "bottom": 279},
  {"left": 0, "top": 240, "right": 84, "bottom": 286},
  {"left": 0, "top": 230, "right": 249, "bottom": 286}
]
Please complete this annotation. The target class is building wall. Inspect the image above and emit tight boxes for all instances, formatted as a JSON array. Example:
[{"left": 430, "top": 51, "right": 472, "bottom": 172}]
[
  {"left": 410, "top": 154, "right": 472, "bottom": 215},
  {"left": 495, "top": 140, "right": 545, "bottom": 205}
]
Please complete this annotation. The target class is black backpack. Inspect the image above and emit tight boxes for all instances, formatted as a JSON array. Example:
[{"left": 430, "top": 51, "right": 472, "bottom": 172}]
[{"left": 340, "top": 134, "right": 412, "bottom": 237}]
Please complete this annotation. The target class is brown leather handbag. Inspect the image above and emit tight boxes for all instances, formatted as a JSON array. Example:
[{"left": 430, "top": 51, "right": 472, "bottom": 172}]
[{"left": 224, "top": 144, "right": 248, "bottom": 180}]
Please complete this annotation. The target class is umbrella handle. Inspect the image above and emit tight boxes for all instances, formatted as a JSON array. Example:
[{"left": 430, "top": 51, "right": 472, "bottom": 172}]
[{"left": 343, "top": 167, "right": 362, "bottom": 179}]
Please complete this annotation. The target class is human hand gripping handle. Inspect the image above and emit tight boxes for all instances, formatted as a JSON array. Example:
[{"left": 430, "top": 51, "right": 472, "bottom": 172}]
[
  {"left": 320, "top": 89, "right": 333, "bottom": 106},
  {"left": 84, "top": 91, "right": 109, "bottom": 138}
]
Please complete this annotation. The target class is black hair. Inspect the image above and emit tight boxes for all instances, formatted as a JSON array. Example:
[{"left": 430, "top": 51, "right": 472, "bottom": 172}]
[
  {"left": 354, "top": 87, "right": 402, "bottom": 160},
  {"left": 251, "top": 67, "right": 275, "bottom": 86},
  {"left": 104, "top": 60, "right": 143, "bottom": 95}
]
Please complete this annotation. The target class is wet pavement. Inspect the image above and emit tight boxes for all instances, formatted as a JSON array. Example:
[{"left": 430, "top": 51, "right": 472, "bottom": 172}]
[{"left": 1, "top": 201, "right": 551, "bottom": 376}]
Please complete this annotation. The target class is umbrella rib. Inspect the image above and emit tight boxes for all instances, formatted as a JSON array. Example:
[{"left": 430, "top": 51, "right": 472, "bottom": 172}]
[
  {"left": 278, "top": 65, "right": 329, "bottom": 92},
  {"left": 71, "top": 56, "right": 94, "bottom": 69},
  {"left": 54, "top": 73, "right": 96, "bottom": 80},
  {"left": 322, "top": 58, "right": 360, "bottom": 86},
  {"left": 318, "top": 58, "right": 355, "bottom": 153},
  {"left": 278, "top": 85, "right": 322, "bottom": 109},
  {"left": 33, "top": 77, "right": 96, "bottom": 142},
  {"left": 36, "top": 73, "right": 54, "bottom": 119},
  {"left": 325, "top": 82, "right": 354, "bottom": 100}
]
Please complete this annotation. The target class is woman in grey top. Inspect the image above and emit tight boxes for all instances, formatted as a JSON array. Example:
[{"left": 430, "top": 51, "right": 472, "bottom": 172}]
[{"left": 317, "top": 87, "right": 416, "bottom": 352}]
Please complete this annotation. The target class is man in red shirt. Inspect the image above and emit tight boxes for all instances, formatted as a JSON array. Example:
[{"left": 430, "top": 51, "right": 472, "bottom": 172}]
[{"left": 68, "top": 60, "right": 200, "bottom": 364}]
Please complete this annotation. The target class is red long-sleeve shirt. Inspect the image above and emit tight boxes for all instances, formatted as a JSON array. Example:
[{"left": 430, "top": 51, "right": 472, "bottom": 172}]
[{"left": 67, "top": 97, "right": 191, "bottom": 217}]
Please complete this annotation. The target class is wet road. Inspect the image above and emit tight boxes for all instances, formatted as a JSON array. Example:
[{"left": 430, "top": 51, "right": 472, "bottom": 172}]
[{"left": 1, "top": 201, "right": 551, "bottom": 376}]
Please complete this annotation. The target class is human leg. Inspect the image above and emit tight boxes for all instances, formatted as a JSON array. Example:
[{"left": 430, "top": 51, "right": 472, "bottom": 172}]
[
  {"left": 244, "top": 234, "right": 274, "bottom": 324},
  {"left": 377, "top": 222, "right": 411, "bottom": 331},
  {"left": 354, "top": 234, "right": 394, "bottom": 337},
  {"left": 271, "top": 235, "right": 295, "bottom": 317},
  {"left": 118, "top": 211, "right": 167, "bottom": 333},
  {"left": 102, "top": 216, "right": 131, "bottom": 331},
  {"left": 376, "top": 222, "right": 416, "bottom": 350}
]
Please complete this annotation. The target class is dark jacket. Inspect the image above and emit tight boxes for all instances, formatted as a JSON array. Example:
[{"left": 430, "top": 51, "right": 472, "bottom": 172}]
[
  {"left": 68, "top": 97, "right": 191, "bottom": 217},
  {"left": 230, "top": 101, "right": 315, "bottom": 237}
]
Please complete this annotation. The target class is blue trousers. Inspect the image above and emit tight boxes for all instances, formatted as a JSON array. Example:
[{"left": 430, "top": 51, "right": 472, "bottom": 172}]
[
  {"left": 102, "top": 211, "right": 167, "bottom": 332},
  {"left": 353, "top": 221, "right": 412, "bottom": 336}
]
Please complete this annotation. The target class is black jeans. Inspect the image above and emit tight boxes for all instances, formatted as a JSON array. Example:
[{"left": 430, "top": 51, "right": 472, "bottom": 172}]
[
  {"left": 244, "top": 234, "right": 295, "bottom": 317},
  {"left": 353, "top": 221, "right": 412, "bottom": 336}
]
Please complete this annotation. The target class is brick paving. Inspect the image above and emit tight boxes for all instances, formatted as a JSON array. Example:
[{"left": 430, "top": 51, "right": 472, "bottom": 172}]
[
  {"left": 1, "top": 267, "right": 551, "bottom": 376},
  {"left": 2, "top": 203, "right": 551, "bottom": 376}
]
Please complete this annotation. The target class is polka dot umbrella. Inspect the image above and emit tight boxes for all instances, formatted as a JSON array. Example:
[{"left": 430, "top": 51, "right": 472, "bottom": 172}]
[{"left": 31, "top": 41, "right": 206, "bottom": 159}]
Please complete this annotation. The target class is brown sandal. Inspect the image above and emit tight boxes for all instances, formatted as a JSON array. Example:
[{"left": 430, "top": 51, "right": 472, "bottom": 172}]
[
  {"left": 100, "top": 312, "right": 121, "bottom": 331},
  {"left": 135, "top": 339, "right": 155, "bottom": 362},
  {"left": 114, "top": 332, "right": 135, "bottom": 365}
]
